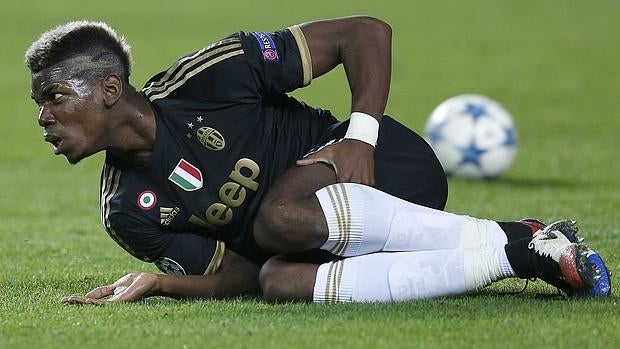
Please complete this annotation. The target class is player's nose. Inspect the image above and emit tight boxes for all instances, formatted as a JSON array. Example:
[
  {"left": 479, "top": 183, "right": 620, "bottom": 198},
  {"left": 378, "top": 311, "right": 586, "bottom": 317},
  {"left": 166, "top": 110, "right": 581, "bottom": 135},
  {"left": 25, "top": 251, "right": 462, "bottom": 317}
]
[{"left": 37, "top": 104, "right": 56, "bottom": 127}]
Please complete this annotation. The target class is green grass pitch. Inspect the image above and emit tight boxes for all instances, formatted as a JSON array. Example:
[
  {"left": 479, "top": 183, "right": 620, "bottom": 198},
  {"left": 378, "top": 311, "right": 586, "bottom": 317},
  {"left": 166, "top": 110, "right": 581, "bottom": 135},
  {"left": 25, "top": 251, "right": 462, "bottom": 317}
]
[{"left": 2, "top": 0, "right": 619, "bottom": 348}]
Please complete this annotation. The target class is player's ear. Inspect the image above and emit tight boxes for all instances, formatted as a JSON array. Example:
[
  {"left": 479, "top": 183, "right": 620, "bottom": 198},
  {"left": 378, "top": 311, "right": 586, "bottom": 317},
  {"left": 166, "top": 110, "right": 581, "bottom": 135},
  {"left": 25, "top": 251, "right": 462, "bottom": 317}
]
[{"left": 101, "top": 74, "right": 123, "bottom": 107}]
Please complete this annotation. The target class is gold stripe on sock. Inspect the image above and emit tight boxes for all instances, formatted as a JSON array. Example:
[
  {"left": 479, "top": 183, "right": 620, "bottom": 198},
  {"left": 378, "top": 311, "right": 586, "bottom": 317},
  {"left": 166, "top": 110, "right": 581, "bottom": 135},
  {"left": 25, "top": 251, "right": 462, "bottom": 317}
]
[
  {"left": 334, "top": 260, "right": 345, "bottom": 302},
  {"left": 331, "top": 185, "right": 350, "bottom": 256},
  {"left": 326, "top": 185, "right": 345, "bottom": 255},
  {"left": 324, "top": 260, "right": 336, "bottom": 302},
  {"left": 339, "top": 183, "right": 352, "bottom": 256}
]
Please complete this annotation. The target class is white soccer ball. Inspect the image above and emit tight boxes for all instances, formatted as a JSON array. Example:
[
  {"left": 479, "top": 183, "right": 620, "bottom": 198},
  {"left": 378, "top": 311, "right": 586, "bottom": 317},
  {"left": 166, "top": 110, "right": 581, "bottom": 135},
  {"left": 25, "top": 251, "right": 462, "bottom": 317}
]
[{"left": 424, "top": 94, "right": 517, "bottom": 178}]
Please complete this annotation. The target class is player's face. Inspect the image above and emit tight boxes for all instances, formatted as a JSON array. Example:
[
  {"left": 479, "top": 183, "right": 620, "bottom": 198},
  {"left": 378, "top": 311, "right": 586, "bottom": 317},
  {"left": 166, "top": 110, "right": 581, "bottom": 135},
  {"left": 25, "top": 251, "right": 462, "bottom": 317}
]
[{"left": 31, "top": 65, "right": 107, "bottom": 164}]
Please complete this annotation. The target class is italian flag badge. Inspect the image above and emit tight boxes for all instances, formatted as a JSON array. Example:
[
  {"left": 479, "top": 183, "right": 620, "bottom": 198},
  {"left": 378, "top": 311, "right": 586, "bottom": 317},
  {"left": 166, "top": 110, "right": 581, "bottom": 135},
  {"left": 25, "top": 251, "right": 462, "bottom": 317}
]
[{"left": 168, "top": 159, "right": 203, "bottom": 191}]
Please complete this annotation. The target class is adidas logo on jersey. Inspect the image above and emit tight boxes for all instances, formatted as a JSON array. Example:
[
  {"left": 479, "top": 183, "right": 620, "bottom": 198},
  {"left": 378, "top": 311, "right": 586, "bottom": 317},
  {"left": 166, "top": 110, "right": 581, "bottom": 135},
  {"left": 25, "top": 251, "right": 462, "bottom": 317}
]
[{"left": 160, "top": 207, "right": 180, "bottom": 226}]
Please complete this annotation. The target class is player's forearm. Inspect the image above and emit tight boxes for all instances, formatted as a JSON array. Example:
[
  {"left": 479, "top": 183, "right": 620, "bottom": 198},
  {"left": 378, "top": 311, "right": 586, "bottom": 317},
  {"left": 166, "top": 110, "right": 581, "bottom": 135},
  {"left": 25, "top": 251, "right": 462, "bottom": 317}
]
[
  {"left": 154, "top": 271, "right": 260, "bottom": 299},
  {"left": 153, "top": 248, "right": 260, "bottom": 299},
  {"left": 340, "top": 17, "right": 392, "bottom": 118},
  {"left": 301, "top": 16, "right": 392, "bottom": 118}
]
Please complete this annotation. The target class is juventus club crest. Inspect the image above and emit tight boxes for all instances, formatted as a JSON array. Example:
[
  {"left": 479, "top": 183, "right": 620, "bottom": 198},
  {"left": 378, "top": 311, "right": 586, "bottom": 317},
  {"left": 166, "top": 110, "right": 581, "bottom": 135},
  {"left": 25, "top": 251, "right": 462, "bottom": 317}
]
[
  {"left": 185, "top": 116, "right": 225, "bottom": 151},
  {"left": 197, "top": 127, "right": 225, "bottom": 151}
]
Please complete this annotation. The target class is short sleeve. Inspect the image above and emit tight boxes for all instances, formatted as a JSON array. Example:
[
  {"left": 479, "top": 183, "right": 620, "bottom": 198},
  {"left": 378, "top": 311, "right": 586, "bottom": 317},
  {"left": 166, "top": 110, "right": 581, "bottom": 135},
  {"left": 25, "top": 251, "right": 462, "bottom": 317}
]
[
  {"left": 105, "top": 209, "right": 224, "bottom": 276},
  {"left": 239, "top": 25, "right": 312, "bottom": 95},
  {"left": 153, "top": 234, "right": 226, "bottom": 276},
  {"left": 141, "top": 26, "right": 312, "bottom": 103}
]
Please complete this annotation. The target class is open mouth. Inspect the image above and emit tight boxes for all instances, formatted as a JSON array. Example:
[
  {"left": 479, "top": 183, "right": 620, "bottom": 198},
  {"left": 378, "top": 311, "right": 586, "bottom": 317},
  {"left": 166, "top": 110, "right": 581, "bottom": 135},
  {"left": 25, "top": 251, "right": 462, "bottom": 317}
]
[{"left": 44, "top": 133, "right": 63, "bottom": 154}]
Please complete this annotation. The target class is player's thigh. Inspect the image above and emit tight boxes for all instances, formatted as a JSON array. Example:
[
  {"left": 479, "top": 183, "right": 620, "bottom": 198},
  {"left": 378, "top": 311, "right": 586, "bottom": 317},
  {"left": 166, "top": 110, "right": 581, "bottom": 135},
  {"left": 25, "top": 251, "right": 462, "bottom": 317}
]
[
  {"left": 374, "top": 116, "right": 448, "bottom": 210},
  {"left": 261, "top": 162, "right": 336, "bottom": 203},
  {"left": 253, "top": 163, "right": 336, "bottom": 251},
  {"left": 317, "top": 115, "right": 448, "bottom": 210},
  {"left": 259, "top": 115, "right": 447, "bottom": 212}
]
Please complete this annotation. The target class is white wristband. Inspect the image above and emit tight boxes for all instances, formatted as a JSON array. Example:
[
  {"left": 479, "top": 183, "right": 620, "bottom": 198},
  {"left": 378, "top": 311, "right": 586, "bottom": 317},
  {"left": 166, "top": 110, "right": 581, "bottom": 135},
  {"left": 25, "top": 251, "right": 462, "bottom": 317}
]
[{"left": 344, "top": 112, "right": 380, "bottom": 147}]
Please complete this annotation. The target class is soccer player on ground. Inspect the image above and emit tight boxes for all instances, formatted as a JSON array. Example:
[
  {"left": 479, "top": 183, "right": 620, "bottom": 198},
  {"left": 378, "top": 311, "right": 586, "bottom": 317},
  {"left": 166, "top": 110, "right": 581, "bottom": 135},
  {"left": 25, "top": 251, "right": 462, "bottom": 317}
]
[{"left": 25, "top": 17, "right": 610, "bottom": 304}]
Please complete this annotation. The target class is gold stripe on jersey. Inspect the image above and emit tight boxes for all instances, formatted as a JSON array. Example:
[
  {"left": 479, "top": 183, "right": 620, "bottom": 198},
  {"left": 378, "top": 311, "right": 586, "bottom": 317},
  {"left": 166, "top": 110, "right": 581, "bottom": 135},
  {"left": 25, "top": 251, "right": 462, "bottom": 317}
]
[
  {"left": 204, "top": 241, "right": 226, "bottom": 275},
  {"left": 100, "top": 164, "right": 143, "bottom": 260},
  {"left": 144, "top": 43, "right": 242, "bottom": 97},
  {"left": 147, "top": 48, "right": 244, "bottom": 102},
  {"left": 143, "top": 40, "right": 244, "bottom": 101},
  {"left": 144, "top": 41, "right": 242, "bottom": 95},
  {"left": 143, "top": 37, "right": 240, "bottom": 93},
  {"left": 287, "top": 25, "right": 312, "bottom": 87}
]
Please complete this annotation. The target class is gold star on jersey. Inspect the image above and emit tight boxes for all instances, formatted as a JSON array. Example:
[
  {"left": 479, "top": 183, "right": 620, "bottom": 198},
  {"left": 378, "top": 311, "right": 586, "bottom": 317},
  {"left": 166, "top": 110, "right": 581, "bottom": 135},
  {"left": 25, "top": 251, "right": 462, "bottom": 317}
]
[{"left": 184, "top": 116, "right": 224, "bottom": 151}]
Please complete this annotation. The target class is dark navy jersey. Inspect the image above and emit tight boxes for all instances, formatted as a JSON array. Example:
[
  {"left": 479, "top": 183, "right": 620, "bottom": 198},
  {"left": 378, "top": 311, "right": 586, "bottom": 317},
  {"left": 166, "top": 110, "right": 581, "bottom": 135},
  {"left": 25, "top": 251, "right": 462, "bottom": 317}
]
[{"left": 100, "top": 26, "right": 338, "bottom": 274}]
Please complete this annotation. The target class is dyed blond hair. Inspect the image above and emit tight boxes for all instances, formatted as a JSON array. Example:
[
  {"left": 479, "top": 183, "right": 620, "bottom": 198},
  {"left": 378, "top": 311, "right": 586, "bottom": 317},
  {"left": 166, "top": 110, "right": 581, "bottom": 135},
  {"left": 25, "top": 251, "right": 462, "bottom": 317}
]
[{"left": 25, "top": 21, "right": 132, "bottom": 83}]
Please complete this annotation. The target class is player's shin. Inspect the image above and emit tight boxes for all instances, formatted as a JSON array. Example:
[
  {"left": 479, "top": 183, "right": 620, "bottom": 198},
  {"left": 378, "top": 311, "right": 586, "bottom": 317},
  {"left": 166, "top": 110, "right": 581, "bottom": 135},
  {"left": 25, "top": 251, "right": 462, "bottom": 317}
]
[
  {"left": 315, "top": 183, "right": 509, "bottom": 257},
  {"left": 312, "top": 247, "right": 515, "bottom": 303}
]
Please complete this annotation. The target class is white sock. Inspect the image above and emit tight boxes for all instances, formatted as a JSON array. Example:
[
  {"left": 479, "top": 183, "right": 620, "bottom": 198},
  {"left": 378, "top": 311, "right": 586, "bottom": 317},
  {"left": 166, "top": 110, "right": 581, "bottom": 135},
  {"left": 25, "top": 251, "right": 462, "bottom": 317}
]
[
  {"left": 313, "top": 247, "right": 516, "bottom": 303},
  {"left": 316, "top": 183, "right": 507, "bottom": 257}
]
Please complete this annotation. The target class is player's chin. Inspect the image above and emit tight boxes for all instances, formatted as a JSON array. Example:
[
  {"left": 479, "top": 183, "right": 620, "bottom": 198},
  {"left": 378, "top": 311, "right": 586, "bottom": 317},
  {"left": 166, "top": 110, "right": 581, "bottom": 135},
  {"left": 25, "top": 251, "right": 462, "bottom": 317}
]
[
  {"left": 63, "top": 149, "right": 86, "bottom": 165},
  {"left": 65, "top": 146, "right": 103, "bottom": 165}
]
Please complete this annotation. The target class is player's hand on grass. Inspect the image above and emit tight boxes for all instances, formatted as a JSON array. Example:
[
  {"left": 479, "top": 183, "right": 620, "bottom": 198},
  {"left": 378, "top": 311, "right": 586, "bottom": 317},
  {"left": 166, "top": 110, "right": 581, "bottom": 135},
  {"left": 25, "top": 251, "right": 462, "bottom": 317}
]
[
  {"left": 297, "top": 139, "right": 375, "bottom": 186},
  {"left": 61, "top": 272, "right": 159, "bottom": 305}
]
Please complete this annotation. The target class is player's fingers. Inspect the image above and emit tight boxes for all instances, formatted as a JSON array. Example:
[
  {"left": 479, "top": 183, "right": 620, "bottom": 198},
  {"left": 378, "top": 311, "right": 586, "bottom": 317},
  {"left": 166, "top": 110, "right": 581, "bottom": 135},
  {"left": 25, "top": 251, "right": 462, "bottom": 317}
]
[
  {"left": 108, "top": 288, "right": 139, "bottom": 302},
  {"left": 367, "top": 172, "right": 375, "bottom": 186},
  {"left": 85, "top": 285, "right": 116, "bottom": 300},
  {"left": 353, "top": 159, "right": 374, "bottom": 186},
  {"left": 337, "top": 167, "right": 354, "bottom": 183},
  {"left": 369, "top": 167, "right": 375, "bottom": 186},
  {"left": 363, "top": 165, "right": 375, "bottom": 186},
  {"left": 351, "top": 172, "right": 364, "bottom": 185},
  {"left": 296, "top": 158, "right": 318, "bottom": 166},
  {"left": 108, "top": 274, "right": 154, "bottom": 302},
  {"left": 61, "top": 295, "right": 87, "bottom": 305},
  {"left": 347, "top": 170, "right": 372, "bottom": 186},
  {"left": 297, "top": 157, "right": 339, "bottom": 175},
  {"left": 85, "top": 273, "right": 139, "bottom": 299},
  {"left": 296, "top": 153, "right": 326, "bottom": 166},
  {"left": 60, "top": 295, "right": 103, "bottom": 306}
]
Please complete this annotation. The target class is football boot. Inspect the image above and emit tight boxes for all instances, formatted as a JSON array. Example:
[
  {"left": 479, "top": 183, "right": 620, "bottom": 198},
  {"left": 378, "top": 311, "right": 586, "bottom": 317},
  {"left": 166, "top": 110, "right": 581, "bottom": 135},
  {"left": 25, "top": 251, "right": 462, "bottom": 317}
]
[{"left": 527, "top": 220, "right": 611, "bottom": 297}]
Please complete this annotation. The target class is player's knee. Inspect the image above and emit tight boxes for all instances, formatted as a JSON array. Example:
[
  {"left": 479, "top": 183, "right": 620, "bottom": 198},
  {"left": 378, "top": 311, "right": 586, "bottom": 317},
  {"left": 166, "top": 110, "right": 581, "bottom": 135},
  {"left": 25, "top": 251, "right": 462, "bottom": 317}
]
[
  {"left": 259, "top": 257, "right": 294, "bottom": 303},
  {"left": 253, "top": 199, "right": 288, "bottom": 251},
  {"left": 253, "top": 197, "right": 308, "bottom": 253},
  {"left": 259, "top": 256, "right": 315, "bottom": 303}
]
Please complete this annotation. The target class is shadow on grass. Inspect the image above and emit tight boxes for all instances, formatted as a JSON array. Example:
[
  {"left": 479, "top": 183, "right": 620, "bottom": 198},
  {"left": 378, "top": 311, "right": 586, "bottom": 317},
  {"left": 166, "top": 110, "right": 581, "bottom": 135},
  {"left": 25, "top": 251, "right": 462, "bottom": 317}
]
[{"left": 448, "top": 175, "right": 591, "bottom": 189}]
